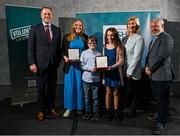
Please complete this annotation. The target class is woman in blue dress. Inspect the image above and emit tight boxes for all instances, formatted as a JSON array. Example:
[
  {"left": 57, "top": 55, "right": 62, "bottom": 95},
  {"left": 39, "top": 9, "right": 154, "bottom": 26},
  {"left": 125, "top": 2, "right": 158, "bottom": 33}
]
[
  {"left": 61, "top": 19, "right": 88, "bottom": 117},
  {"left": 103, "top": 27, "right": 124, "bottom": 121}
]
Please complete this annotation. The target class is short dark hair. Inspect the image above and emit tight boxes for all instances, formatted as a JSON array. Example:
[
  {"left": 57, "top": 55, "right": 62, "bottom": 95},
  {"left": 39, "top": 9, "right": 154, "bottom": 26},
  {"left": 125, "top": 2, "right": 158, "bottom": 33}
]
[
  {"left": 87, "top": 35, "right": 97, "bottom": 43},
  {"left": 40, "top": 6, "right": 53, "bottom": 13}
]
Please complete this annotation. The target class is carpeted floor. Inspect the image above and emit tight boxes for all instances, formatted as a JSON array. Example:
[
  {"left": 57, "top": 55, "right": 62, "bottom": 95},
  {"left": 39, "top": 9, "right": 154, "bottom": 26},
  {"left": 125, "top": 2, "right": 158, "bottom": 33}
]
[{"left": 0, "top": 96, "right": 180, "bottom": 135}]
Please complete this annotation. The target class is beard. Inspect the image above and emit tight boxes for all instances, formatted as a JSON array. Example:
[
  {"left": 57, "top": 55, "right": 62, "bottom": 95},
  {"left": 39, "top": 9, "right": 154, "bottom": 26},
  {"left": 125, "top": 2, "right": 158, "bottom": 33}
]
[{"left": 152, "top": 30, "right": 160, "bottom": 36}]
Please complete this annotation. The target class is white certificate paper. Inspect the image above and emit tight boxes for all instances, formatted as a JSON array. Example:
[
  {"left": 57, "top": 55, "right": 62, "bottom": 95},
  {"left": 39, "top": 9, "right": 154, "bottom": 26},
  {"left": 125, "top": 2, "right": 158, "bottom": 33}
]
[
  {"left": 68, "top": 49, "right": 80, "bottom": 60},
  {"left": 96, "top": 56, "right": 108, "bottom": 68}
]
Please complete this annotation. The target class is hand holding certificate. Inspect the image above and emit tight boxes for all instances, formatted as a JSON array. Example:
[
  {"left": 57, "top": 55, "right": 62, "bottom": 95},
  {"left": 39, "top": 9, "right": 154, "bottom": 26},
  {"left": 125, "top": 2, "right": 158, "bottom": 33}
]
[
  {"left": 68, "top": 49, "right": 80, "bottom": 63},
  {"left": 95, "top": 56, "right": 108, "bottom": 70}
]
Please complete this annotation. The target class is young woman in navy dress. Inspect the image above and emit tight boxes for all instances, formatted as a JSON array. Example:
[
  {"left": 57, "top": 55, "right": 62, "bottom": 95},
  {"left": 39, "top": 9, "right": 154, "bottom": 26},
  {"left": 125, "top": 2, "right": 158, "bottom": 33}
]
[{"left": 103, "top": 27, "right": 124, "bottom": 121}]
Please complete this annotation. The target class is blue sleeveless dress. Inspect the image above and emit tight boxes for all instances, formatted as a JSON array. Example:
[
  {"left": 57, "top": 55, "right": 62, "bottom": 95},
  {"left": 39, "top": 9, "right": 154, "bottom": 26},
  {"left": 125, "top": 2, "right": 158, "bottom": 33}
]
[
  {"left": 64, "top": 37, "right": 85, "bottom": 110},
  {"left": 104, "top": 48, "right": 120, "bottom": 88}
]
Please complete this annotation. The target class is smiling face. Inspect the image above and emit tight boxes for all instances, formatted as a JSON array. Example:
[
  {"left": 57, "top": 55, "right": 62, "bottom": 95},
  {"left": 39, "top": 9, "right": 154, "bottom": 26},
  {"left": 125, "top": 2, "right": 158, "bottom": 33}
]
[
  {"left": 41, "top": 7, "right": 53, "bottom": 24},
  {"left": 87, "top": 36, "right": 97, "bottom": 51},
  {"left": 106, "top": 30, "right": 114, "bottom": 43},
  {"left": 73, "top": 20, "right": 83, "bottom": 34},
  {"left": 150, "top": 19, "right": 164, "bottom": 36},
  {"left": 150, "top": 21, "right": 158, "bottom": 36},
  {"left": 155, "top": 19, "right": 164, "bottom": 35},
  {"left": 127, "top": 19, "right": 138, "bottom": 33},
  {"left": 88, "top": 40, "right": 97, "bottom": 51}
]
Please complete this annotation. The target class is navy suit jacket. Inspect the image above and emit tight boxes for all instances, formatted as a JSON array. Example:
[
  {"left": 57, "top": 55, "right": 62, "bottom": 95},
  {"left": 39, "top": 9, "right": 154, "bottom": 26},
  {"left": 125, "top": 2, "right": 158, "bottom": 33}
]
[
  {"left": 28, "top": 23, "right": 61, "bottom": 69},
  {"left": 146, "top": 32, "right": 174, "bottom": 81}
]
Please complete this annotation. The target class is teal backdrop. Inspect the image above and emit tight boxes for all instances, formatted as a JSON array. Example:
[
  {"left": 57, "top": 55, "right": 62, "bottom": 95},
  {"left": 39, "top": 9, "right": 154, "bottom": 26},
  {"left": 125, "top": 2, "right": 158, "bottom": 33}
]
[
  {"left": 76, "top": 11, "right": 160, "bottom": 67},
  {"left": 6, "top": 5, "right": 41, "bottom": 105}
]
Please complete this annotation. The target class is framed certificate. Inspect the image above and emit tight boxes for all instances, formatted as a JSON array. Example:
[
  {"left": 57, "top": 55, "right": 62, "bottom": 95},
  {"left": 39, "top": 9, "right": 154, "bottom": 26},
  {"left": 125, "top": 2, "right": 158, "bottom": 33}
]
[
  {"left": 68, "top": 49, "right": 80, "bottom": 61},
  {"left": 95, "top": 56, "right": 108, "bottom": 69}
]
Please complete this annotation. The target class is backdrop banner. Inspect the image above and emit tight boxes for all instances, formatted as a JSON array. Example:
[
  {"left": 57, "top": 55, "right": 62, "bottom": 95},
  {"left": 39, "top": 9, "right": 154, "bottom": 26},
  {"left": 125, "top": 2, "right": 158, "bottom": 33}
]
[
  {"left": 6, "top": 5, "right": 41, "bottom": 105},
  {"left": 76, "top": 11, "right": 160, "bottom": 67}
]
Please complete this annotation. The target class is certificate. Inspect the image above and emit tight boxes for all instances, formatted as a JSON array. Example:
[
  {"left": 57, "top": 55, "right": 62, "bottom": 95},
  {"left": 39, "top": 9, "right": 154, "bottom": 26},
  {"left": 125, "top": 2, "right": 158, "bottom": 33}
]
[
  {"left": 68, "top": 49, "right": 80, "bottom": 61},
  {"left": 95, "top": 56, "right": 108, "bottom": 69}
]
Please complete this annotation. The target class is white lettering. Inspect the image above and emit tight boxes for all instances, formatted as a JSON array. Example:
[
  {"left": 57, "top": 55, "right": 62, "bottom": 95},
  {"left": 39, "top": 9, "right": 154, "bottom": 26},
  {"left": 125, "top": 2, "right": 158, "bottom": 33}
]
[{"left": 10, "top": 25, "right": 31, "bottom": 40}]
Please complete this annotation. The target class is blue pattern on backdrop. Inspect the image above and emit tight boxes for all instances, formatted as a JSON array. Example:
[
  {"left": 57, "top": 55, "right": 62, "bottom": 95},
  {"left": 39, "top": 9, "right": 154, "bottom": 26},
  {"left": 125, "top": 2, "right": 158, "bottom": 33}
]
[{"left": 76, "top": 11, "right": 160, "bottom": 67}]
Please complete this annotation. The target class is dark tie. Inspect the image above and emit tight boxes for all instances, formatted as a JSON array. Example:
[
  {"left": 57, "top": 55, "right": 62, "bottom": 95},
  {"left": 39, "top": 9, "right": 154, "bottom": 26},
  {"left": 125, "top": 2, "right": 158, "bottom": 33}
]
[
  {"left": 45, "top": 25, "right": 51, "bottom": 43},
  {"left": 149, "top": 37, "right": 157, "bottom": 50}
]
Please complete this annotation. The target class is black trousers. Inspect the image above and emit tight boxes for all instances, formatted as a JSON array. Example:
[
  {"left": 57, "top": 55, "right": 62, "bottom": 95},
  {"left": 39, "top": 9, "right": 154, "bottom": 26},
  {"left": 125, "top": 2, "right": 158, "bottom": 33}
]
[
  {"left": 151, "top": 80, "right": 171, "bottom": 124},
  {"left": 36, "top": 65, "right": 57, "bottom": 112},
  {"left": 125, "top": 78, "right": 141, "bottom": 111}
]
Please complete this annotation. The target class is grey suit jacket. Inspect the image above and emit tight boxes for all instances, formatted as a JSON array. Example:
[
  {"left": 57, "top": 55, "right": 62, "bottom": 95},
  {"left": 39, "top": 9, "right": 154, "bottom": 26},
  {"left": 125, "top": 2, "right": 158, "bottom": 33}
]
[{"left": 146, "top": 32, "right": 174, "bottom": 81}]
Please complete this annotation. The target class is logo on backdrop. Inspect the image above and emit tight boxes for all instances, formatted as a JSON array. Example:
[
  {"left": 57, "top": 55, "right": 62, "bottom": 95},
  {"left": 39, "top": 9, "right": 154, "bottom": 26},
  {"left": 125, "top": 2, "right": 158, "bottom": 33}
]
[
  {"left": 10, "top": 25, "right": 31, "bottom": 41},
  {"left": 103, "top": 25, "right": 127, "bottom": 44}
]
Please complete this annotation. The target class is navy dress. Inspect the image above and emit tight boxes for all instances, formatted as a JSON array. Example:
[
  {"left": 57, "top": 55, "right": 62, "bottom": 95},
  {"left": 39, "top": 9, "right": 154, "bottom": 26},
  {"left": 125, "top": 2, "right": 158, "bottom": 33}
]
[
  {"left": 64, "top": 37, "right": 85, "bottom": 110},
  {"left": 104, "top": 48, "right": 120, "bottom": 88}
]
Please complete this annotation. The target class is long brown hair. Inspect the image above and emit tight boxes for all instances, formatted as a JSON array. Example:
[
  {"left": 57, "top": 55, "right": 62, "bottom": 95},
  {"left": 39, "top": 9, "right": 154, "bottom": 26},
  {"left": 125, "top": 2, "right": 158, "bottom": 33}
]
[
  {"left": 67, "top": 19, "right": 85, "bottom": 41},
  {"left": 105, "top": 27, "right": 122, "bottom": 49}
]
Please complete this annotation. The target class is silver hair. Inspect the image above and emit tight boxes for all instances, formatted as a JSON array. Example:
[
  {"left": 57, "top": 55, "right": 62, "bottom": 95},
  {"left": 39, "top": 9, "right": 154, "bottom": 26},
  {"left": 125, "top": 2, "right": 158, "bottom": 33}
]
[{"left": 156, "top": 18, "right": 164, "bottom": 25}]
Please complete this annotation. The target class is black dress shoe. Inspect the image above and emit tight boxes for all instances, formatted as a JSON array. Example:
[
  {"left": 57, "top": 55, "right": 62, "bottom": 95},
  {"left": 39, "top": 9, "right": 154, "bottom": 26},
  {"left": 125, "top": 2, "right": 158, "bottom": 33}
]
[
  {"left": 49, "top": 109, "right": 60, "bottom": 118},
  {"left": 152, "top": 123, "right": 166, "bottom": 135}
]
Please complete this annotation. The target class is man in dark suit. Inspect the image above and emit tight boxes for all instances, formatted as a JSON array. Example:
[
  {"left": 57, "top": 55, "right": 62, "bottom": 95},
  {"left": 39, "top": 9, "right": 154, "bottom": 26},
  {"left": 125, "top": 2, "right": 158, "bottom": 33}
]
[
  {"left": 28, "top": 6, "right": 61, "bottom": 121},
  {"left": 145, "top": 18, "right": 174, "bottom": 134}
]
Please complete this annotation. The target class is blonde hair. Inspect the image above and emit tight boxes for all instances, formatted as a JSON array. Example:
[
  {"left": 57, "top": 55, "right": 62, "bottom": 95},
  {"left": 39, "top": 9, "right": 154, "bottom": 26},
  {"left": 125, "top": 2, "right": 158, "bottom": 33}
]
[
  {"left": 67, "top": 19, "right": 84, "bottom": 41},
  {"left": 127, "top": 16, "right": 140, "bottom": 34}
]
